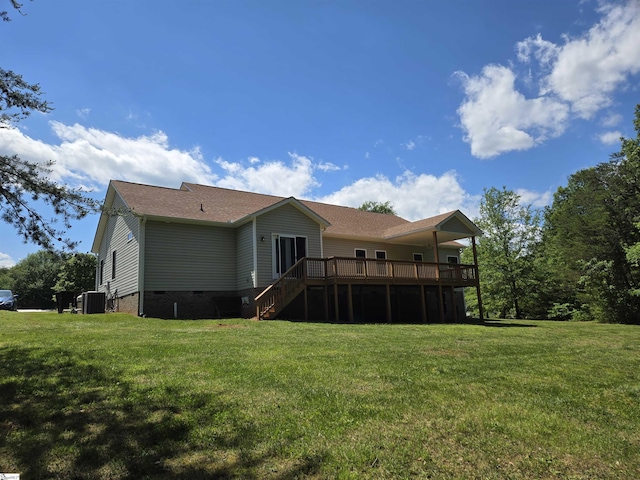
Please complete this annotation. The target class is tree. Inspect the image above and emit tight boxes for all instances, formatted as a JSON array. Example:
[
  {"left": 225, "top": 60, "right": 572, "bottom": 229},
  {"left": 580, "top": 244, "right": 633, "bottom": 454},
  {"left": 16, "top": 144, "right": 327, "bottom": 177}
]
[
  {"left": 1, "top": 1, "right": 24, "bottom": 22},
  {"left": 473, "top": 187, "right": 542, "bottom": 319},
  {"left": 0, "top": 266, "right": 14, "bottom": 290},
  {"left": 11, "top": 250, "right": 65, "bottom": 308},
  {"left": 53, "top": 253, "right": 97, "bottom": 293},
  {"left": 1, "top": 3, "right": 100, "bottom": 250},
  {"left": 358, "top": 201, "right": 396, "bottom": 215},
  {"left": 541, "top": 104, "right": 640, "bottom": 323}
]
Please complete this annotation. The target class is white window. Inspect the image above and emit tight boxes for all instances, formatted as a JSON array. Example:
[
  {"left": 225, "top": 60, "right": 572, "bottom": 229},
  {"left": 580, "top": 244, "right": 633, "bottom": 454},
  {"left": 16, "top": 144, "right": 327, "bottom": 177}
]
[
  {"left": 355, "top": 248, "right": 366, "bottom": 258},
  {"left": 447, "top": 255, "right": 459, "bottom": 264},
  {"left": 413, "top": 253, "right": 423, "bottom": 262}
]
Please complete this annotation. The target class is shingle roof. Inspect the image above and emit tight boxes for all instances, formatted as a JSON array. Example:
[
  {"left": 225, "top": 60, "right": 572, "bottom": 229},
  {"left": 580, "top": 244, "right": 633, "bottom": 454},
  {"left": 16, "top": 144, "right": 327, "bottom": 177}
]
[
  {"left": 108, "top": 180, "right": 476, "bottom": 241},
  {"left": 111, "top": 180, "right": 285, "bottom": 224},
  {"left": 383, "top": 211, "right": 457, "bottom": 238}
]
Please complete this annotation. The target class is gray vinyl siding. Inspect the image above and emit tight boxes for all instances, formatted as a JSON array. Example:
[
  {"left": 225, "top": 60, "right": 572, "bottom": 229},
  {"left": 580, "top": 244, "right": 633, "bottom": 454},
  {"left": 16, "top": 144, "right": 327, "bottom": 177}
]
[
  {"left": 255, "top": 203, "right": 322, "bottom": 287},
  {"left": 144, "top": 221, "right": 237, "bottom": 291},
  {"left": 323, "top": 237, "right": 461, "bottom": 263},
  {"left": 323, "top": 237, "right": 426, "bottom": 262},
  {"left": 439, "top": 246, "right": 462, "bottom": 263},
  {"left": 236, "top": 222, "right": 255, "bottom": 290},
  {"left": 97, "top": 194, "right": 139, "bottom": 296},
  {"left": 440, "top": 217, "right": 473, "bottom": 235}
]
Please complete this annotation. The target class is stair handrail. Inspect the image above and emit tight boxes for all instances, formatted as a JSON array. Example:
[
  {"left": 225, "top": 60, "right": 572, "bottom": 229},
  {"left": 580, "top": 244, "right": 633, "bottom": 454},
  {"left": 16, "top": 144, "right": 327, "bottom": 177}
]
[{"left": 255, "top": 257, "right": 307, "bottom": 319}]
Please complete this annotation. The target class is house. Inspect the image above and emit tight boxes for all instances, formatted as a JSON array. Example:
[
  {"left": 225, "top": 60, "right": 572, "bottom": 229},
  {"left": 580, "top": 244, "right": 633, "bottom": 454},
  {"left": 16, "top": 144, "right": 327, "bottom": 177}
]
[{"left": 91, "top": 180, "right": 484, "bottom": 322}]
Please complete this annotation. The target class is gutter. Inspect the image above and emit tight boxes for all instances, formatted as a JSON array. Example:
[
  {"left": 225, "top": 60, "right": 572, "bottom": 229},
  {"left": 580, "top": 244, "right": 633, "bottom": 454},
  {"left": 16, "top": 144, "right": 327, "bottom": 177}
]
[{"left": 138, "top": 215, "right": 147, "bottom": 316}]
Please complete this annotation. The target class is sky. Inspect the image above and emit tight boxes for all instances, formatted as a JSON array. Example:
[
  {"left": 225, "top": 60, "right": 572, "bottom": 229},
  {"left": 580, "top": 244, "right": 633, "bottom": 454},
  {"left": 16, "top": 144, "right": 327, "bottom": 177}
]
[{"left": 1, "top": 0, "right": 639, "bottom": 267}]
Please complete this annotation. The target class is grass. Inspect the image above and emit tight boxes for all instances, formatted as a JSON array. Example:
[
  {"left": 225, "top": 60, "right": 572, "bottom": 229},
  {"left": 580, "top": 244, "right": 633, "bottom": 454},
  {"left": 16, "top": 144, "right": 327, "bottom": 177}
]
[{"left": 0, "top": 312, "right": 639, "bottom": 479}]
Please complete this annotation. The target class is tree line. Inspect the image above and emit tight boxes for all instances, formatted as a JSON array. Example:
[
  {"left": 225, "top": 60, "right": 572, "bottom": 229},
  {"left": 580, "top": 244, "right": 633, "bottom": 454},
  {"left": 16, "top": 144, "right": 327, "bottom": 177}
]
[
  {"left": 0, "top": 252, "right": 96, "bottom": 309},
  {"left": 464, "top": 105, "right": 640, "bottom": 324}
]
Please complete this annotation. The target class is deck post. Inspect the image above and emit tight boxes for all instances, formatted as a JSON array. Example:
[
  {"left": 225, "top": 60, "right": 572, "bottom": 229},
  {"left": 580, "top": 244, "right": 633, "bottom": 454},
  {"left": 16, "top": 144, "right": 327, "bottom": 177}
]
[
  {"left": 420, "top": 285, "right": 427, "bottom": 323},
  {"left": 438, "top": 285, "right": 445, "bottom": 323},
  {"left": 304, "top": 286, "right": 308, "bottom": 322},
  {"left": 386, "top": 284, "right": 392, "bottom": 323},
  {"left": 323, "top": 284, "right": 329, "bottom": 322},
  {"left": 333, "top": 283, "right": 339, "bottom": 322},
  {"left": 472, "top": 236, "right": 484, "bottom": 320},
  {"left": 451, "top": 285, "right": 458, "bottom": 322},
  {"left": 347, "top": 284, "right": 354, "bottom": 323}
]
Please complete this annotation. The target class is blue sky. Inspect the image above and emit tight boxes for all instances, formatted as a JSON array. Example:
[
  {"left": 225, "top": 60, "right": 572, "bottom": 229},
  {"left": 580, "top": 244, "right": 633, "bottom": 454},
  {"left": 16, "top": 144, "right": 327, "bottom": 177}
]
[{"left": 1, "top": 0, "right": 639, "bottom": 267}]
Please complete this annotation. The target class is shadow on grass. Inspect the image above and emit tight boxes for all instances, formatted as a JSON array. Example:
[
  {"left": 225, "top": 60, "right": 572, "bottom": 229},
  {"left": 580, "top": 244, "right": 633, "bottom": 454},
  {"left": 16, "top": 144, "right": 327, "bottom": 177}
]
[
  {"left": 481, "top": 321, "right": 537, "bottom": 328},
  {"left": 0, "top": 347, "right": 325, "bottom": 479},
  {"left": 455, "top": 318, "right": 538, "bottom": 328}
]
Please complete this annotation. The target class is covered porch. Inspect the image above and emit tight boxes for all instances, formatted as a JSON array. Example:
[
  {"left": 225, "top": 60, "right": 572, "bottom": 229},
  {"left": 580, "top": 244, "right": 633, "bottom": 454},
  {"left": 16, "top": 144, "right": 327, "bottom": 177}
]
[{"left": 256, "top": 210, "right": 484, "bottom": 323}]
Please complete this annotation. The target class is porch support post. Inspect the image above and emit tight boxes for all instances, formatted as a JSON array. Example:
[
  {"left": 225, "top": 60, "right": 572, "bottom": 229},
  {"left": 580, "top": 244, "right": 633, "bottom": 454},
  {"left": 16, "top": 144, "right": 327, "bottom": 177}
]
[
  {"left": 333, "top": 283, "right": 339, "bottom": 322},
  {"left": 432, "top": 231, "right": 440, "bottom": 278},
  {"left": 433, "top": 231, "right": 444, "bottom": 322},
  {"left": 304, "top": 286, "right": 308, "bottom": 322},
  {"left": 385, "top": 284, "right": 392, "bottom": 323},
  {"left": 420, "top": 285, "right": 427, "bottom": 323},
  {"left": 347, "top": 284, "right": 354, "bottom": 323},
  {"left": 472, "top": 236, "right": 484, "bottom": 320}
]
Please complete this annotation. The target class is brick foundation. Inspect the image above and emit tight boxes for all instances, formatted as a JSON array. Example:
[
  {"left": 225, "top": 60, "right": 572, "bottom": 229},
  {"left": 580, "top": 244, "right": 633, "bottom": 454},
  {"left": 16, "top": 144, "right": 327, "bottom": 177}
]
[
  {"left": 117, "top": 292, "right": 140, "bottom": 315},
  {"left": 142, "top": 291, "right": 242, "bottom": 319}
]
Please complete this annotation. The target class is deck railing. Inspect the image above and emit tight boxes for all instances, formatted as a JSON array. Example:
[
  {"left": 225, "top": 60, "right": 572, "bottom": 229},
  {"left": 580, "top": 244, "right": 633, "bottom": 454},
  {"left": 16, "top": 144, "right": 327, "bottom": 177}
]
[
  {"left": 256, "top": 256, "right": 478, "bottom": 319},
  {"left": 319, "top": 257, "right": 478, "bottom": 284}
]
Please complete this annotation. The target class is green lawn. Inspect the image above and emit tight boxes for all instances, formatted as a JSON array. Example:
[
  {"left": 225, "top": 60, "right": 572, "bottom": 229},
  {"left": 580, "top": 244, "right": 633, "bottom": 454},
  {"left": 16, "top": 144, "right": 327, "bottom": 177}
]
[{"left": 0, "top": 312, "right": 639, "bottom": 479}]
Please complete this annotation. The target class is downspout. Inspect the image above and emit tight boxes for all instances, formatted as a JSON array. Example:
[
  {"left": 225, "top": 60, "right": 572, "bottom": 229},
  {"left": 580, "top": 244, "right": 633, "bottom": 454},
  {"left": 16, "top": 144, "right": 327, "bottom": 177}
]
[
  {"left": 138, "top": 216, "right": 147, "bottom": 316},
  {"left": 252, "top": 217, "right": 258, "bottom": 289},
  {"left": 94, "top": 253, "right": 100, "bottom": 291}
]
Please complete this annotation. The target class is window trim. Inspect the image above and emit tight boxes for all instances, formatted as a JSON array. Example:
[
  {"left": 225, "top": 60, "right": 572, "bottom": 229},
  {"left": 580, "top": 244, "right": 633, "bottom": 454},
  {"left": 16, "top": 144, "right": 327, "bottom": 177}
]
[
  {"left": 447, "top": 255, "right": 459, "bottom": 264},
  {"left": 375, "top": 250, "right": 387, "bottom": 260},
  {"left": 354, "top": 248, "right": 366, "bottom": 258}
]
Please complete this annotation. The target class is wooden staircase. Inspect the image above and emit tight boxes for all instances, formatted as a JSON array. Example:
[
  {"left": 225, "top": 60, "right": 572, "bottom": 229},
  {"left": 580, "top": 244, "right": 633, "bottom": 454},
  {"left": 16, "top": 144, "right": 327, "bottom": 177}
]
[{"left": 255, "top": 258, "right": 307, "bottom": 320}]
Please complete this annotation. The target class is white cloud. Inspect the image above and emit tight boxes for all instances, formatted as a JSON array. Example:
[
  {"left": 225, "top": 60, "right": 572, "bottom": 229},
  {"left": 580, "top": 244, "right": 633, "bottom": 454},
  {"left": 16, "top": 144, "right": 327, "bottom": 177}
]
[
  {"left": 456, "top": 65, "right": 569, "bottom": 158},
  {"left": 0, "top": 252, "right": 15, "bottom": 268},
  {"left": 457, "top": 0, "right": 640, "bottom": 158},
  {"left": 216, "top": 153, "right": 320, "bottom": 197},
  {"left": 515, "top": 188, "right": 553, "bottom": 208},
  {"left": 0, "top": 122, "right": 217, "bottom": 189},
  {"left": 0, "top": 123, "right": 344, "bottom": 201},
  {"left": 318, "top": 170, "right": 479, "bottom": 221},
  {"left": 601, "top": 112, "right": 623, "bottom": 127},
  {"left": 598, "top": 130, "right": 622, "bottom": 145},
  {"left": 542, "top": 1, "right": 640, "bottom": 118},
  {"left": 76, "top": 108, "right": 91, "bottom": 119},
  {"left": 316, "top": 161, "right": 341, "bottom": 172},
  {"left": 404, "top": 141, "right": 416, "bottom": 151}
]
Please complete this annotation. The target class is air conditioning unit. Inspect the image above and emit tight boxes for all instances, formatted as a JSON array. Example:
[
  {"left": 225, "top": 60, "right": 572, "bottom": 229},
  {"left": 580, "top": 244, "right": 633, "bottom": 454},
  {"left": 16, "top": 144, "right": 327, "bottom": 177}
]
[{"left": 82, "top": 291, "right": 106, "bottom": 314}]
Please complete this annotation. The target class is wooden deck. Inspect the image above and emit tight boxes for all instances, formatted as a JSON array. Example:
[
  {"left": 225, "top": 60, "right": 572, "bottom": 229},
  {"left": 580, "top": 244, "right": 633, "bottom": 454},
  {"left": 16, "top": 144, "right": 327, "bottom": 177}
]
[{"left": 256, "top": 257, "right": 479, "bottom": 321}]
